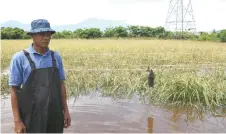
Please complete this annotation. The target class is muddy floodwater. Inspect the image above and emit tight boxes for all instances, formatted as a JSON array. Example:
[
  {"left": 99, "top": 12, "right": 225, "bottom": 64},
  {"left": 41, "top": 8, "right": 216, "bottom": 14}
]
[{"left": 1, "top": 91, "right": 226, "bottom": 133}]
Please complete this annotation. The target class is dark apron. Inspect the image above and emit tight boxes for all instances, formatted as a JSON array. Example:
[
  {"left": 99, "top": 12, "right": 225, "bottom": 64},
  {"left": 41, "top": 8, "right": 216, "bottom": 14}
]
[{"left": 16, "top": 50, "right": 64, "bottom": 133}]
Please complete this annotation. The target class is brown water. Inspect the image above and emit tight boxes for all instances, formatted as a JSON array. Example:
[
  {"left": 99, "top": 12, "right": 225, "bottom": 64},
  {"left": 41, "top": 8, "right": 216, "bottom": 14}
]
[{"left": 1, "top": 91, "right": 226, "bottom": 133}]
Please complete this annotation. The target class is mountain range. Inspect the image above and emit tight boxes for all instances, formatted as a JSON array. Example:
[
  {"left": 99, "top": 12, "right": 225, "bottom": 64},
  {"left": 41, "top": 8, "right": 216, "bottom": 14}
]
[{"left": 0, "top": 18, "right": 130, "bottom": 32}]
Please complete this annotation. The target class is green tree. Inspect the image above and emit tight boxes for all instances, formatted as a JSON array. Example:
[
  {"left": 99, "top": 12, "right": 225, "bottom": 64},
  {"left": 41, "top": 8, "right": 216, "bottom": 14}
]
[
  {"left": 52, "top": 32, "right": 64, "bottom": 39},
  {"left": 218, "top": 30, "right": 226, "bottom": 42},
  {"left": 1, "top": 27, "right": 27, "bottom": 39},
  {"left": 74, "top": 29, "right": 88, "bottom": 39},
  {"left": 1, "top": 27, "right": 14, "bottom": 39},
  {"left": 127, "top": 25, "right": 141, "bottom": 37},
  {"left": 61, "top": 30, "right": 73, "bottom": 38},
  {"left": 22, "top": 32, "right": 30, "bottom": 39},
  {"left": 113, "top": 26, "right": 128, "bottom": 38},
  {"left": 153, "top": 26, "right": 167, "bottom": 39},
  {"left": 12, "top": 28, "right": 24, "bottom": 39},
  {"left": 139, "top": 26, "right": 153, "bottom": 37},
  {"left": 103, "top": 27, "right": 115, "bottom": 37},
  {"left": 85, "top": 28, "right": 102, "bottom": 39},
  {"left": 198, "top": 32, "right": 211, "bottom": 41}
]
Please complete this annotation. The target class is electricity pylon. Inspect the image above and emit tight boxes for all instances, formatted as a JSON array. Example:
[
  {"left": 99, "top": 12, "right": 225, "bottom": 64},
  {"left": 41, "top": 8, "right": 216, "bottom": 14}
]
[{"left": 165, "top": 0, "right": 197, "bottom": 39}]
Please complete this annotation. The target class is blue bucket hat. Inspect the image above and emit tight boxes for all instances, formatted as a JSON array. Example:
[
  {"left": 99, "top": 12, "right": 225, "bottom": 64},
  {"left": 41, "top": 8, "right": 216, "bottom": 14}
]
[{"left": 27, "top": 19, "right": 55, "bottom": 35}]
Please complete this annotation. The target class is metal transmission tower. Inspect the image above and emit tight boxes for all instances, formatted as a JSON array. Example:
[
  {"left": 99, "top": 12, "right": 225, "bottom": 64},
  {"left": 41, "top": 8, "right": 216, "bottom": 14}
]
[{"left": 165, "top": 0, "right": 197, "bottom": 39}]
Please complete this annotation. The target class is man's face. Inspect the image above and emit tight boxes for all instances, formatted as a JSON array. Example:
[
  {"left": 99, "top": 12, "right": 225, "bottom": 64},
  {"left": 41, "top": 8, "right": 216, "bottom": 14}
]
[{"left": 31, "top": 32, "right": 52, "bottom": 48}]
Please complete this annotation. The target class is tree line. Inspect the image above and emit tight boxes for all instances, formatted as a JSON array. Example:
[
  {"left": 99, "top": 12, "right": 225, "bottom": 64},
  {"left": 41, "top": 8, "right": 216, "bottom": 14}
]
[{"left": 1, "top": 26, "right": 226, "bottom": 42}]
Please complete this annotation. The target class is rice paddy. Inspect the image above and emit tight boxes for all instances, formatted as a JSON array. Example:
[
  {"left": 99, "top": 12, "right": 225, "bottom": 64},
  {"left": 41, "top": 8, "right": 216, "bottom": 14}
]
[{"left": 1, "top": 39, "right": 226, "bottom": 120}]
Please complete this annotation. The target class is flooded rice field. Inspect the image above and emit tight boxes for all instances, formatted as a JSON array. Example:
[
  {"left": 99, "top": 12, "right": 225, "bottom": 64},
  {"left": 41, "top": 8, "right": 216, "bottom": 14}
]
[{"left": 1, "top": 91, "right": 225, "bottom": 133}]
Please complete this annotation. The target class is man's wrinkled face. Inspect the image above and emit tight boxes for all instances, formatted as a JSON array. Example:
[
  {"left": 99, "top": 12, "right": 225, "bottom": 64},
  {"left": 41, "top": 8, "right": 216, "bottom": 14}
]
[{"left": 31, "top": 32, "right": 52, "bottom": 48}]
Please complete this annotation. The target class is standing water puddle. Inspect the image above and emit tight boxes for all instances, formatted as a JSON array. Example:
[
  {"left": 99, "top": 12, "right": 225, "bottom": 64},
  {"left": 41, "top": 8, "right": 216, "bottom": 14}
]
[{"left": 1, "top": 91, "right": 226, "bottom": 133}]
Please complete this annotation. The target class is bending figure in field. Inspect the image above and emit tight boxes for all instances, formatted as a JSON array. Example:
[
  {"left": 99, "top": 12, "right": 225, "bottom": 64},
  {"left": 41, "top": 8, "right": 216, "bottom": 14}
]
[{"left": 147, "top": 66, "right": 155, "bottom": 88}]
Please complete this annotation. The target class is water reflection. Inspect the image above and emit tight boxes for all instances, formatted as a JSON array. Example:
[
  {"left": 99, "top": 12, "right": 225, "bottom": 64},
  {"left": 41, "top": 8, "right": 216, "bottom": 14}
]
[
  {"left": 148, "top": 117, "right": 153, "bottom": 133},
  {"left": 1, "top": 91, "right": 226, "bottom": 133}
]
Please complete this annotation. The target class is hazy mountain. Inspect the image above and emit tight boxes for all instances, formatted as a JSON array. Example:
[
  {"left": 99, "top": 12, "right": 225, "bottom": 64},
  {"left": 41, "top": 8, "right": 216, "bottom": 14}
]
[
  {"left": 1, "top": 18, "right": 130, "bottom": 32},
  {"left": 1, "top": 20, "right": 30, "bottom": 31}
]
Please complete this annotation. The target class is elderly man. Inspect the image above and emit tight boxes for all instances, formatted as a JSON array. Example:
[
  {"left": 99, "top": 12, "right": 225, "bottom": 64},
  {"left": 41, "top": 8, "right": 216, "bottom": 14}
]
[{"left": 9, "top": 19, "right": 71, "bottom": 133}]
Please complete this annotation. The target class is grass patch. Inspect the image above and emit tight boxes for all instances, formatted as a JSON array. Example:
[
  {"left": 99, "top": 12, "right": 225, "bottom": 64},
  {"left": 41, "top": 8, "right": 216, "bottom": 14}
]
[{"left": 1, "top": 39, "right": 226, "bottom": 120}]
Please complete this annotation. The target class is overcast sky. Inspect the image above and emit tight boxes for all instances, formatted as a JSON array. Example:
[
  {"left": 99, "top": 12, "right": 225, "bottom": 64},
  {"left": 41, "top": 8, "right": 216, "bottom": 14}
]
[{"left": 0, "top": 0, "right": 225, "bottom": 31}]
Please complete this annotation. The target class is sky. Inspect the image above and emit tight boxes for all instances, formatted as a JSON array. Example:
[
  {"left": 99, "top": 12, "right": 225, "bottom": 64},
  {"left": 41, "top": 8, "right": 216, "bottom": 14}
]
[{"left": 0, "top": 0, "right": 225, "bottom": 32}]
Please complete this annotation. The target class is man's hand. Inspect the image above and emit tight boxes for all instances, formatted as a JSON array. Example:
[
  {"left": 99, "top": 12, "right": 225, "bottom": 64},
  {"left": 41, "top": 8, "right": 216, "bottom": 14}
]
[
  {"left": 64, "top": 110, "right": 71, "bottom": 128},
  {"left": 61, "top": 81, "right": 71, "bottom": 129},
  {"left": 14, "top": 121, "right": 26, "bottom": 133},
  {"left": 11, "top": 87, "right": 26, "bottom": 133}
]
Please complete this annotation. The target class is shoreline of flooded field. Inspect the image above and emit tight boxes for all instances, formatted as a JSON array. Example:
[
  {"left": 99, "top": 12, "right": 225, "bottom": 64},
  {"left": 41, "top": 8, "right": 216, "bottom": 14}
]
[{"left": 1, "top": 91, "right": 225, "bottom": 133}]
